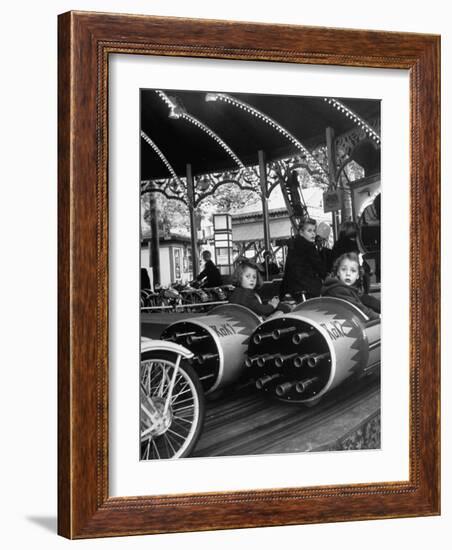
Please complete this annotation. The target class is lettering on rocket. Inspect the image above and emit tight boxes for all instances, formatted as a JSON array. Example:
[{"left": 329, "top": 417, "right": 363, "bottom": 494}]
[
  {"left": 320, "top": 321, "right": 347, "bottom": 340},
  {"left": 211, "top": 323, "right": 237, "bottom": 338}
]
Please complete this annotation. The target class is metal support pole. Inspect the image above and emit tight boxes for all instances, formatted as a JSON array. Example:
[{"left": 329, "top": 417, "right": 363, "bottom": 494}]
[
  {"left": 326, "top": 127, "right": 339, "bottom": 241},
  {"left": 186, "top": 164, "right": 199, "bottom": 278},
  {"left": 258, "top": 150, "right": 270, "bottom": 281},
  {"left": 149, "top": 192, "right": 161, "bottom": 286}
]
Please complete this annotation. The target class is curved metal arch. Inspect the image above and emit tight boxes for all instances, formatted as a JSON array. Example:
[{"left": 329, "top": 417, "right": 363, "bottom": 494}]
[
  {"left": 141, "top": 176, "right": 187, "bottom": 198},
  {"left": 140, "top": 186, "right": 188, "bottom": 207},
  {"left": 205, "top": 92, "right": 330, "bottom": 184},
  {"left": 324, "top": 97, "right": 381, "bottom": 144},
  {"left": 194, "top": 177, "right": 259, "bottom": 208},
  {"left": 268, "top": 171, "right": 287, "bottom": 197},
  {"left": 356, "top": 189, "right": 381, "bottom": 220},
  {"left": 140, "top": 131, "right": 184, "bottom": 187},
  {"left": 155, "top": 90, "right": 246, "bottom": 170},
  {"left": 335, "top": 136, "right": 379, "bottom": 184},
  {"left": 268, "top": 180, "right": 281, "bottom": 196}
]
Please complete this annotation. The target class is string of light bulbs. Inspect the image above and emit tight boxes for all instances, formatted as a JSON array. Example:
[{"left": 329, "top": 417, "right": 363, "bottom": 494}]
[
  {"left": 324, "top": 98, "right": 381, "bottom": 144},
  {"left": 155, "top": 90, "right": 245, "bottom": 170},
  {"left": 140, "top": 130, "right": 183, "bottom": 188},
  {"left": 155, "top": 90, "right": 174, "bottom": 110},
  {"left": 205, "top": 92, "right": 329, "bottom": 184}
]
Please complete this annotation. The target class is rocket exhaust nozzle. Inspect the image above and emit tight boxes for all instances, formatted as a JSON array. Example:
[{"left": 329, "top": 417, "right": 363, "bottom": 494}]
[
  {"left": 292, "top": 331, "right": 312, "bottom": 345},
  {"left": 256, "top": 374, "right": 281, "bottom": 390},
  {"left": 256, "top": 353, "right": 280, "bottom": 367},
  {"left": 245, "top": 356, "right": 260, "bottom": 368},
  {"left": 193, "top": 353, "right": 218, "bottom": 365},
  {"left": 168, "top": 331, "right": 196, "bottom": 342},
  {"left": 274, "top": 353, "right": 298, "bottom": 368},
  {"left": 275, "top": 381, "right": 297, "bottom": 397},
  {"left": 293, "top": 353, "right": 316, "bottom": 368},
  {"left": 295, "top": 376, "right": 320, "bottom": 393},
  {"left": 306, "top": 352, "right": 330, "bottom": 368},
  {"left": 272, "top": 327, "right": 296, "bottom": 340},
  {"left": 186, "top": 334, "right": 210, "bottom": 345},
  {"left": 253, "top": 331, "right": 274, "bottom": 345}
]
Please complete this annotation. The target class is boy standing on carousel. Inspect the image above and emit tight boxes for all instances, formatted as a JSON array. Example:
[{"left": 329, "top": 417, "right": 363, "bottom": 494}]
[{"left": 279, "top": 218, "right": 328, "bottom": 302}]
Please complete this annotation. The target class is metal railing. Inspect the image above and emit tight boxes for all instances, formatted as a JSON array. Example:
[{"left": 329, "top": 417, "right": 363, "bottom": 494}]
[{"left": 141, "top": 300, "right": 227, "bottom": 313}]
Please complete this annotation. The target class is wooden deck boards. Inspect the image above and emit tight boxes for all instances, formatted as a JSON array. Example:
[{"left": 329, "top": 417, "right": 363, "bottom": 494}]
[{"left": 192, "top": 375, "right": 380, "bottom": 457}]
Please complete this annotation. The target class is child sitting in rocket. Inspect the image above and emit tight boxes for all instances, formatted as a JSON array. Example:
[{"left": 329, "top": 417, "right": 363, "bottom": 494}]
[
  {"left": 229, "top": 260, "right": 291, "bottom": 317},
  {"left": 321, "top": 252, "right": 380, "bottom": 320}
]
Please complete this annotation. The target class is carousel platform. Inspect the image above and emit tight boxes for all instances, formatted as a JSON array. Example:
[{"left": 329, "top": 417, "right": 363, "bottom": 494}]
[{"left": 192, "top": 374, "right": 380, "bottom": 457}]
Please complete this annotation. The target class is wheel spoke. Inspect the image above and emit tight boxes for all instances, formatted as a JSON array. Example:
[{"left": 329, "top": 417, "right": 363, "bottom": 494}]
[
  {"left": 172, "top": 407, "right": 194, "bottom": 417},
  {"left": 141, "top": 425, "right": 155, "bottom": 438},
  {"left": 172, "top": 397, "right": 193, "bottom": 411},
  {"left": 172, "top": 404, "right": 195, "bottom": 413},
  {"left": 146, "top": 441, "right": 150, "bottom": 459},
  {"left": 170, "top": 420, "right": 191, "bottom": 436},
  {"left": 140, "top": 401, "right": 156, "bottom": 421},
  {"left": 164, "top": 430, "right": 182, "bottom": 452},
  {"left": 172, "top": 415, "right": 193, "bottom": 424},
  {"left": 162, "top": 432, "right": 171, "bottom": 457},
  {"left": 170, "top": 388, "right": 193, "bottom": 403},
  {"left": 166, "top": 427, "right": 187, "bottom": 441},
  {"left": 152, "top": 439, "right": 161, "bottom": 459},
  {"left": 162, "top": 433, "right": 177, "bottom": 455},
  {"left": 158, "top": 368, "right": 169, "bottom": 397}
]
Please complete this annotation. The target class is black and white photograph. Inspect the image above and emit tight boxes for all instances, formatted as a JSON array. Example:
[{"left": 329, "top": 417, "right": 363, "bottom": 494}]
[
  {"left": 139, "top": 88, "right": 381, "bottom": 460},
  {"left": 2, "top": 0, "right": 446, "bottom": 545}
]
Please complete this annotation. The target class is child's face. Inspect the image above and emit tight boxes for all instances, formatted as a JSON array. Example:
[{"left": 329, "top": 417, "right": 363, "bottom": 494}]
[
  {"left": 300, "top": 223, "right": 316, "bottom": 243},
  {"left": 337, "top": 259, "right": 359, "bottom": 286},
  {"left": 240, "top": 267, "right": 257, "bottom": 290}
]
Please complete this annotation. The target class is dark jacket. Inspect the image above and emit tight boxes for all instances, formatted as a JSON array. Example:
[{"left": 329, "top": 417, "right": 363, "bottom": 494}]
[
  {"left": 229, "top": 287, "right": 277, "bottom": 317},
  {"left": 280, "top": 235, "right": 327, "bottom": 300},
  {"left": 321, "top": 277, "right": 379, "bottom": 320},
  {"left": 196, "top": 259, "right": 222, "bottom": 287},
  {"left": 140, "top": 267, "right": 151, "bottom": 290}
]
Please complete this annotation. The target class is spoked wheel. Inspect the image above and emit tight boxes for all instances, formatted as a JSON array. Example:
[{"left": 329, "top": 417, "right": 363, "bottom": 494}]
[{"left": 140, "top": 351, "right": 205, "bottom": 460}]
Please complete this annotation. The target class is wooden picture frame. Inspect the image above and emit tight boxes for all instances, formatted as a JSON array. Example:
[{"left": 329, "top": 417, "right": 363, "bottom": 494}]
[{"left": 58, "top": 11, "right": 440, "bottom": 539}]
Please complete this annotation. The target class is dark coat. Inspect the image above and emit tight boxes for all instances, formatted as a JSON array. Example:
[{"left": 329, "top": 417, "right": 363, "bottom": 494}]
[
  {"left": 229, "top": 287, "right": 275, "bottom": 316},
  {"left": 280, "top": 235, "right": 327, "bottom": 300},
  {"left": 196, "top": 259, "right": 222, "bottom": 287},
  {"left": 140, "top": 267, "right": 151, "bottom": 290},
  {"left": 321, "top": 277, "right": 379, "bottom": 320}
]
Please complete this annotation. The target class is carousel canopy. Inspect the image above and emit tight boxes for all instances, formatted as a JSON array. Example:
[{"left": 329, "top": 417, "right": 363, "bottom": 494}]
[{"left": 140, "top": 89, "right": 380, "bottom": 181}]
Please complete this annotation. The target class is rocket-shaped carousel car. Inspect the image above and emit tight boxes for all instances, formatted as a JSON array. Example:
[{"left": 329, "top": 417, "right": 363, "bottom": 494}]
[
  {"left": 160, "top": 304, "right": 261, "bottom": 395},
  {"left": 246, "top": 297, "right": 380, "bottom": 404}
]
